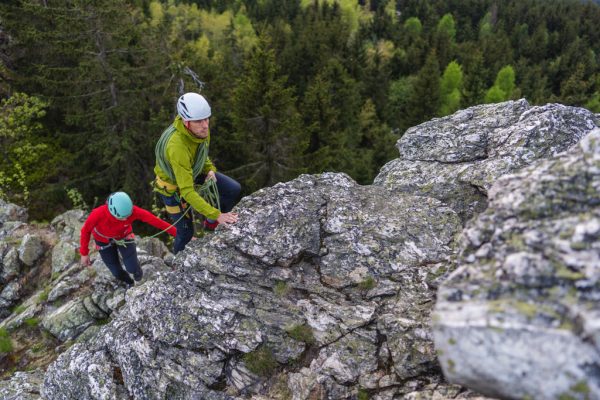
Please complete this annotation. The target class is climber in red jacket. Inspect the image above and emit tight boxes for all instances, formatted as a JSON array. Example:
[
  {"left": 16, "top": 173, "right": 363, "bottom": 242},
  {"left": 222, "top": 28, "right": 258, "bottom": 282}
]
[{"left": 80, "top": 192, "right": 177, "bottom": 286}]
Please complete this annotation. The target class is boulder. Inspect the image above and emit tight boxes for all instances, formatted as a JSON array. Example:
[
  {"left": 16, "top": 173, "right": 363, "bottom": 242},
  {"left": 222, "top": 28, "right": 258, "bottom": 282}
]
[
  {"left": 432, "top": 128, "right": 600, "bottom": 399},
  {"left": 18, "top": 234, "right": 45, "bottom": 267},
  {"left": 375, "top": 100, "right": 599, "bottom": 222}
]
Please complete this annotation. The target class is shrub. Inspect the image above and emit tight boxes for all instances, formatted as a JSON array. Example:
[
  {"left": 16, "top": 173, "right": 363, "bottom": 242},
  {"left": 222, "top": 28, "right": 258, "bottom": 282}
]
[
  {"left": 243, "top": 346, "right": 278, "bottom": 376},
  {"left": 286, "top": 324, "right": 315, "bottom": 345},
  {"left": 0, "top": 328, "right": 13, "bottom": 353}
]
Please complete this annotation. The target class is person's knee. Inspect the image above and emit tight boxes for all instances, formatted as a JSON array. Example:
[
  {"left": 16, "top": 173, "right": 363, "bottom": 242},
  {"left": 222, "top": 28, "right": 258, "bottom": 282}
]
[{"left": 231, "top": 180, "right": 241, "bottom": 197}]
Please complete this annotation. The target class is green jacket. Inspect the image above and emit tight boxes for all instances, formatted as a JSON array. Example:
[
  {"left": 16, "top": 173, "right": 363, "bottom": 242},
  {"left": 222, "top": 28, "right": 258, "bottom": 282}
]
[{"left": 154, "top": 116, "right": 219, "bottom": 220}]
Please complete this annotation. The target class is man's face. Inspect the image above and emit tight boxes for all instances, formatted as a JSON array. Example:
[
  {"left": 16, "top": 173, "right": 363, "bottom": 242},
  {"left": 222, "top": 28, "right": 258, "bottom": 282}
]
[{"left": 185, "top": 118, "right": 210, "bottom": 138}]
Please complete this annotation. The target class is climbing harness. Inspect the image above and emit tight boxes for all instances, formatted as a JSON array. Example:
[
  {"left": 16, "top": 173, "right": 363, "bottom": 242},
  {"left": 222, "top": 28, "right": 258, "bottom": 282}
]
[{"left": 96, "top": 179, "right": 220, "bottom": 251}]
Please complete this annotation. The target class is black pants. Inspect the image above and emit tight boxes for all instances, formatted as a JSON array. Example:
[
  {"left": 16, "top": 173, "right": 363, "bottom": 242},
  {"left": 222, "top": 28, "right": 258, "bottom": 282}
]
[{"left": 95, "top": 240, "right": 142, "bottom": 285}]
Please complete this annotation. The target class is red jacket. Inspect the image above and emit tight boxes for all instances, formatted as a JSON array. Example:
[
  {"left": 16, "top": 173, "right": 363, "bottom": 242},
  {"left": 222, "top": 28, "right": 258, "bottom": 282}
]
[{"left": 80, "top": 205, "right": 177, "bottom": 256}]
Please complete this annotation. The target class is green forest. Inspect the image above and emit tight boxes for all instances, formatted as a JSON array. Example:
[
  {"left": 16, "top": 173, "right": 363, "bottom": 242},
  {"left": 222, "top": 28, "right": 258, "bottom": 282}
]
[{"left": 0, "top": 0, "right": 599, "bottom": 220}]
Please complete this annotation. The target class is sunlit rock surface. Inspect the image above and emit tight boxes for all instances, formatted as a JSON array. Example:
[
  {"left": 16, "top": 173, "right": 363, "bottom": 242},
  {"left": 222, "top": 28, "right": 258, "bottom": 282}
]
[
  {"left": 433, "top": 128, "right": 600, "bottom": 399},
  {"left": 375, "top": 100, "right": 599, "bottom": 222}
]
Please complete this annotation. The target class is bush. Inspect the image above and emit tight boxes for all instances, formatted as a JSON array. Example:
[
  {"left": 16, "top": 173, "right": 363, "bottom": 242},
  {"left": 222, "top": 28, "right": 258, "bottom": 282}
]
[
  {"left": 0, "top": 328, "right": 13, "bottom": 353},
  {"left": 273, "top": 281, "right": 290, "bottom": 297},
  {"left": 243, "top": 346, "right": 278, "bottom": 376},
  {"left": 286, "top": 324, "right": 315, "bottom": 345}
]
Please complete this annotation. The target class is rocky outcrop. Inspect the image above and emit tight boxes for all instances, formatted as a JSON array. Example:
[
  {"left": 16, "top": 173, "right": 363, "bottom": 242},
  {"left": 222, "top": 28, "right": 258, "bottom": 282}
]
[
  {"left": 0, "top": 201, "right": 33, "bottom": 319},
  {"left": 42, "top": 173, "right": 463, "bottom": 399},
  {"left": 375, "top": 100, "right": 599, "bottom": 222},
  {"left": 432, "top": 128, "right": 600, "bottom": 399},
  {"left": 1, "top": 100, "right": 597, "bottom": 399},
  {"left": 0, "top": 370, "right": 43, "bottom": 400},
  {"left": 0, "top": 203, "right": 175, "bottom": 385}
]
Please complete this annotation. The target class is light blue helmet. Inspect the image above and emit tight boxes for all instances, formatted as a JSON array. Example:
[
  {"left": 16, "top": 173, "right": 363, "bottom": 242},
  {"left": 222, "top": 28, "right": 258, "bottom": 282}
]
[
  {"left": 177, "top": 92, "right": 211, "bottom": 121},
  {"left": 107, "top": 192, "right": 133, "bottom": 219}
]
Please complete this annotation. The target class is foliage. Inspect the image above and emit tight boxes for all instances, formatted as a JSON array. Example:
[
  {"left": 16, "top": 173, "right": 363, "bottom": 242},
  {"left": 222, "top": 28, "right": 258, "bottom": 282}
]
[
  {"left": 12, "top": 304, "right": 26, "bottom": 315},
  {"left": 358, "top": 275, "right": 377, "bottom": 291},
  {"left": 485, "top": 65, "right": 518, "bottom": 103},
  {"left": 286, "top": 323, "right": 315, "bottom": 344},
  {"left": 37, "top": 286, "right": 51, "bottom": 303},
  {"left": 273, "top": 281, "right": 290, "bottom": 297},
  {"left": 65, "top": 187, "right": 89, "bottom": 211},
  {"left": 0, "top": 328, "right": 12, "bottom": 353},
  {"left": 242, "top": 346, "right": 278, "bottom": 376},
  {"left": 0, "top": 93, "right": 55, "bottom": 206},
  {"left": 229, "top": 35, "right": 306, "bottom": 193},
  {"left": 439, "top": 61, "right": 463, "bottom": 116},
  {"left": 0, "top": 0, "right": 599, "bottom": 217},
  {"left": 24, "top": 317, "right": 39, "bottom": 328}
]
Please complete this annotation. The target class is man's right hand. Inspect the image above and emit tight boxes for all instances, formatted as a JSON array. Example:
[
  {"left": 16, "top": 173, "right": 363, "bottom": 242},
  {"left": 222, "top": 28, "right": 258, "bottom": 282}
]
[
  {"left": 81, "top": 255, "right": 91, "bottom": 267},
  {"left": 217, "top": 212, "right": 238, "bottom": 225}
]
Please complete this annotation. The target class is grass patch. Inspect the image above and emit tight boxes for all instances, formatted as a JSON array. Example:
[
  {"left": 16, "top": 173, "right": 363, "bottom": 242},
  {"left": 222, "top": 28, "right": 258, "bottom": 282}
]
[
  {"left": 0, "top": 328, "right": 13, "bottom": 353},
  {"left": 31, "top": 343, "right": 45, "bottom": 353},
  {"left": 24, "top": 317, "right": 40, "bottom": 328},
  {"left": 273, "top": 281, "right": 290, "bottom": 297},
  {"left": 358, "top": 388, "right": 370, "bottom": 400},
  {"left": 37, "top": 286, "right": 50, "bottom": 303},
  {"left": 95, "top": 318, "right": 111, "bottom": 326},
  {"left": 286, "top": 324, "right": 315, "bottom": 345},
  {"left": 358, "top": 276, "right": 376, "bottom": 291},
  {"left": 243, "top": 346, "right": 278, "bottom": 377},
  {"left": 12, "top": 304, "right": 26, "bottom": 315}
]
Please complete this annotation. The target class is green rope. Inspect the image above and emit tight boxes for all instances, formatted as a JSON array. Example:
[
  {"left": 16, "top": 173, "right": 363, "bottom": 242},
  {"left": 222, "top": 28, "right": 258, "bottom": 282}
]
[
  {"left": 195, "top": 178, "right": 220, "bottom": 211},
  {"left": 155, "top": 124, "right": 208, "bottom": 182}
]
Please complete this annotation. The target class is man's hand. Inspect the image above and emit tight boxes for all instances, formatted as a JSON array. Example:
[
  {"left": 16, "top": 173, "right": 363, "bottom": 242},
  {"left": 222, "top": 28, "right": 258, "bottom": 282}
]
[
  {"left": 217, "top": 212, "right": 238, "bottom": 225},
  {"left": 206, "top": 171, "right": 217, "bottom": 181},
  {"left": 81, "top": 255, "right": 91, "bottom": 267}
]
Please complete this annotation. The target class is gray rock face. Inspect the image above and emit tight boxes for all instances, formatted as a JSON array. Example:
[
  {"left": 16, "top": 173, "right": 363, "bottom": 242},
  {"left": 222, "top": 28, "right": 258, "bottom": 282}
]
[
  {"left": 375, "top": 100, "right": 599, "bottom": 222},
  {"left": 1, "top": 245, "right": 21, "bottom": 283},
  {"left": 0, "top": 199, "right": 27, "bottom": 225},
  {"left": 0, "top": 370, "right": 43, "bottom": 400},
  {"left": 38, "top": 102, "right": 600, "bottom": 400},
  {"left": 432, "top": 128, "right": 600, "bottom": 399},
  {"left": 18, "top": 233, "right": 45, "bottom": 267},
  {"left": 50, "top": 210, "right": 85, "bottom": 274},
  {"left": 43, "top": 173, "right": 462, "bottom": 399}
]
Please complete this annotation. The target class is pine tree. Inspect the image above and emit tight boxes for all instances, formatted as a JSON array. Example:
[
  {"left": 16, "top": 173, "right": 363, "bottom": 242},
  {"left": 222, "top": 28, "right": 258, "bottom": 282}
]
[
  {"left": 0, "top": 0, "right": 174, "bottom": 211},
  {"left": 461, "top": 47, "right": 488, "bottom": 106},
  {"left": 485, "top": 65, "right": 517, "bottom": 103},
  {"left": 229, "top": 36, "right": 307, "bottom": 192},
  {"left": 438, "top": 60, "right": 463, "bottom": 116},
  {"left": 406, "top": 50, "right": 440, "bottom": 127},
  {"left": 302, "top": 59, "right": 361, "bottom": 175}
]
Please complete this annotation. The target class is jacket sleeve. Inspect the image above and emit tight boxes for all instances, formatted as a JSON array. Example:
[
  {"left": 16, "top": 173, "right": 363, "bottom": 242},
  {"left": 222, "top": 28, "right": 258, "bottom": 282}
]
[
  {"left": 202, "top": 156, "right": 217, "bottom": 174},
  {"left": 168, "top": 146, "right": 221, "bottom": 220},
  {"left": 80, "top": 208, "right": 100, "bottom": 256},
  {"left": 132, "top": 206, "right": 177, "bottom": 237}
]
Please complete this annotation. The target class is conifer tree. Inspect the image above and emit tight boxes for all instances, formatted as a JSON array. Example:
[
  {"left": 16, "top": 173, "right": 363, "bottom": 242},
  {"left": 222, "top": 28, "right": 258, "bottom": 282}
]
[
  {"left": 355, "top": 99, "right": 396, "bottom": 184},
  {"left": 230, "top": 36, "right": 306, "bottom": 192},
  {"left": 438, "top": 61, "right": 463, "bottom": 116},
  {"left": 485, "top": 65, "right": 517, "bottom": 103},
  {"left": 302, "top": 59, "right": 361, "bottom": 175},
  {"left": 461, "top": 48, "right": 487, "bottom": 106},
  {"left": 0, "top": 0, "right": 173, "bottom": 210},
  {"left": 406, "top": 50, "right": 440, "bottom": 127}
]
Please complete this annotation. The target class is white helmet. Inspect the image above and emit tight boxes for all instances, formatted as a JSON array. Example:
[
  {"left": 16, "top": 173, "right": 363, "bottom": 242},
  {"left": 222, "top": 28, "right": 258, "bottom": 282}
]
[{"left": 177, "top": 92, "right": 211, "bottom": 121}]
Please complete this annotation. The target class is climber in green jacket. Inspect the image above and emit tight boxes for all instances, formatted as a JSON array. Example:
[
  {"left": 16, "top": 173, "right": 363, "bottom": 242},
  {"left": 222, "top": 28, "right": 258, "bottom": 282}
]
[{"left": 153, "top": 92, "right": 240, "bottom": 253}]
